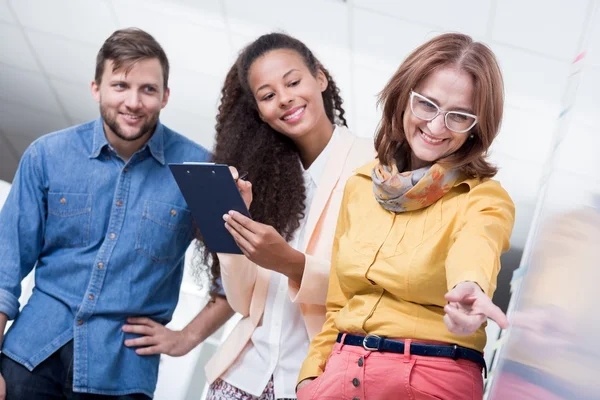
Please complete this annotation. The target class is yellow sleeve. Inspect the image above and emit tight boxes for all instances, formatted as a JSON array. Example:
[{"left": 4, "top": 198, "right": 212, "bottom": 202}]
[
  {"left": 445, "top": 179, "right": 515, "bottom": 297},
  {"left": 297, "top": 177, "right": 353, "bottom": 383}
]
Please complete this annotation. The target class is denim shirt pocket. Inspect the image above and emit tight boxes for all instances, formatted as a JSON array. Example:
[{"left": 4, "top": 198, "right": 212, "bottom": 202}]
[
  {"left": 46, "top": 192, "right": 92, "bottom": 248},
  {"left": 135, "top": 200, "right": 193, "bottom": 263}
]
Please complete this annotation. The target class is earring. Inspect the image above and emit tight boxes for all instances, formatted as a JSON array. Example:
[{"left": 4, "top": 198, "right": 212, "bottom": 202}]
[{"left": 469, "top": 134, "right": 475, "bottom": 139}]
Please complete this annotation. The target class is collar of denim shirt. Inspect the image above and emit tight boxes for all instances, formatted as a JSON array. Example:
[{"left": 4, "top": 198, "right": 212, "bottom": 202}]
[{"left": 88, "top": 118, "right": 166, "bottom": 165}]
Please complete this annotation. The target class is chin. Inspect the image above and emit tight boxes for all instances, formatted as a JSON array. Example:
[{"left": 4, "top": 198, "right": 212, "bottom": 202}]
[
  {"left": 413, "top": 149, "right": 442, "bottom": 164},
  {"left": 280, "top": 123, "right": 310, "bottom": 138}
]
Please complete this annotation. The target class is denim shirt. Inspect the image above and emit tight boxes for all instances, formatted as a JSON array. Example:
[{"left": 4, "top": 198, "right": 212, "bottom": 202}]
[{"left": 0, "top": 119, "right": 212, "bottom": 397}]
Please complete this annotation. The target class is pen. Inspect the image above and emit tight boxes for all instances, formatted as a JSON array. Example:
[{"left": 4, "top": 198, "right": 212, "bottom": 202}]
[{"left": 235, "top": 171, "right": 249, "bottom": 182}]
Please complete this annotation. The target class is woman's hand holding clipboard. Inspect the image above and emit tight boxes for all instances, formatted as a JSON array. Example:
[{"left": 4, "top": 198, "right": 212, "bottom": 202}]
[{"left": 223, "top": 167, "right": 305, "bottom": 284}]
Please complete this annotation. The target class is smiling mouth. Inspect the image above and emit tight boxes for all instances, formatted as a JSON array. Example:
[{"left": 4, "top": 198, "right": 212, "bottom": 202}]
[
  {"left": 420, "top": 129, "right": 445, "bottom": 145},
  {"left": 282, "top": 106, "right": 306, "bottom": 121},
  {"left": 120, "top": 112, "right": 142, "bottom": 121}
]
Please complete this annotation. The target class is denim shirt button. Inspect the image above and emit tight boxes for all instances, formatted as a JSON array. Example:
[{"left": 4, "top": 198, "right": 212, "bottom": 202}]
[
  {"left": 97, "top": 262, "right": 104, "bottom": 269},
  {"left": 170, "top": 209, "right": 177, "bottom": 217},
  {"left": 60, "top": 197, "right": 66, "bottom": 204},
  {"left": 77, "top": 320, "right": 84, "bottom": 326},
  {"left": 109, "top": 233, "right": 116, "bottom": 240}
]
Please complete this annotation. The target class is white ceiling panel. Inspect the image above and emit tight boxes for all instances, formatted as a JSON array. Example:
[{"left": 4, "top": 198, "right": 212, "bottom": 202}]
[
  {"left": 113, "top": 0, "right": 225, "bottom": 31},
  {"left": 0, "top": 102, "right": 69, "bottom": 140},
  {"left": 0, "top": 0, "right": 14, "bottom": 23},
  {"left": 493, "top": 0, "right": 588, "bottom": 60},
  {"left": 230, "top": 32, "right": 353, "bottom": 72},
  {"left": 353, "top": 64, "right": 391, "bottom": 122},
  {"left": 4, "top": 131, "right": 40, "bottom": 155},
  {"left": 112, "top": 4, "right": 231, "bottom": 78},
  {"left": 159, "top": 107, "right": 215, "bottom": 151},
  {"left": 353, "top": 0, "right": 493, "bottom": 38},
  {"left": 493, "top": 44, "right": 570, "bottom": 113},
  {"left": 312, "top": 43, "right": 354, "bottom": 125},
  {"left": 352, "top": 7, "right": 435, "bottom": 72},
  {"left": 553, "top": 120, "right": 600, "bottom": 179},
  {"left": 0, "top": 23, "right": 39, "bottom": 71},
  {"left": 10, "top": 0, "right": 117, "bottom": 45},
  {"left": 0, "top": 64, "right": 63, "bottom": 114},
  {"left": 26, "top": 30, "right": 98, "bottom": 84},
  {"left": 167, "top": 67, "right": 223, "bottom": 120},
  {"left": 491, "top": 152, "right": 544, "bottom": 205},
  {"left": 354, "top": 118, "right": 379, "bottom": 140},
  {"left": 224, "top": 0, "right": 348, "bottom": 48},
  {"left": 491, "top": 105, "right": 556, "bottom": 165},
  {"left": 230, "top": 33, "right": 253, "bottom": 56},
  {"left": 50, "top": 79, "right": 98, "bottom": 124}
]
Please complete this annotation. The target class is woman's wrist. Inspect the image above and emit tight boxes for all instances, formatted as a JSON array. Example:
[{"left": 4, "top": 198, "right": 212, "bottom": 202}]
[{"left": 281, "top": 247, "right": 306, "bottom": 285}]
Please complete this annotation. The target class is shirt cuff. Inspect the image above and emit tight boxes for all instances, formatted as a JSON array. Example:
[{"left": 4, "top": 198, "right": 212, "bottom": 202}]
[
  {"left": 288, "top": 254, "right": 329, "bottom": 305},
  {"left": 0, "top": 288, "right": 20, "bottom": 320},
  {"left": 446, "top": 271, "right": 492, "bottom": 296},
  {"left": 297, "top": 356, "right": 326, "bottom": 384}
]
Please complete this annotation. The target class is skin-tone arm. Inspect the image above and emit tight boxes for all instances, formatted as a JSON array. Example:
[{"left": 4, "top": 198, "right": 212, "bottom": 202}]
[
  {"left": 122, "top": 295, "right": 234, "bottom": 356},
  {"left": 1, "top": 312, "right": 8, "bottom": 400}
]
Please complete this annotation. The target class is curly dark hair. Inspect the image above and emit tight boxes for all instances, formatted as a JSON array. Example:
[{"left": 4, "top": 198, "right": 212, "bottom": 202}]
[{"left": 195, "top": 32, "right": 348, "bottom": 299}]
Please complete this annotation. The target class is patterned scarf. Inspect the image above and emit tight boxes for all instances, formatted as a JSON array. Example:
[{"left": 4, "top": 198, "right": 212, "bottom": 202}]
[{"left": 371, "top": 158, "right": 460, "bottom": 213}]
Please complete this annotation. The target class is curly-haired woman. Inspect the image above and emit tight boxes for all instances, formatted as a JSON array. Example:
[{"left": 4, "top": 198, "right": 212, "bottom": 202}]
[{"left": 201, "top": 33, "right": 374, "bottom": 399}]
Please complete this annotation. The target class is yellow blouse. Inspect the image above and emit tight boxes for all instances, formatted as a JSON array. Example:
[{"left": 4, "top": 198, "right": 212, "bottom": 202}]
[{"left": 299, "top": 160, "right": 515, "bottom": 382}]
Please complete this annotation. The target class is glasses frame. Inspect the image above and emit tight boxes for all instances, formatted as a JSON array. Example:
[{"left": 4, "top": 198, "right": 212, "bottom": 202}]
[{"left": 409, "top": 90, "right": 478, "bottom": 134}]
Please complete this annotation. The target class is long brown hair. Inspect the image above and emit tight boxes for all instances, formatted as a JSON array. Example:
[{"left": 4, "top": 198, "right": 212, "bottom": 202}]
[
  {"left": 197, "top": 33, "right": 347, "bottom": 297},
  {"left": 375, "top": 33, "right": 504, "bottom": 179}
]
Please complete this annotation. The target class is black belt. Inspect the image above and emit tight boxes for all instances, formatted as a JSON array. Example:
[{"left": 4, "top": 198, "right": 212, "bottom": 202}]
[{"left": 336, "top": 333, "right": 487, "bottom": 377}]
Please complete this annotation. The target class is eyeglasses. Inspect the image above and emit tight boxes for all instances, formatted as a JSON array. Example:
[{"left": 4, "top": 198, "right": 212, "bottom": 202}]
[{"left": 409, "top": 91, "right": 478, "bottom": 133}]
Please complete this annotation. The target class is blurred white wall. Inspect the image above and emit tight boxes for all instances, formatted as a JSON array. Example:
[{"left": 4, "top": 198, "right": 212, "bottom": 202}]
[
  {"left": 0, "top": 180, "right": 10, "bottom": 207},
  {"left": 1, "top": 0, "right": 599, "bottom": 399}
]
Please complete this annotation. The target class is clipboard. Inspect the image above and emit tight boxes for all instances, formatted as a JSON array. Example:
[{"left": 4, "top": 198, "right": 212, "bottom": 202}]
[{"left": 169, "top": 162, "right": 251, "bottom": 254}]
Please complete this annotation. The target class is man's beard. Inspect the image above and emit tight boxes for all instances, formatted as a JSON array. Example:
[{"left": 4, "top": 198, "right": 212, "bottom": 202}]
[{"left": 100, "top": 105, "right": 159, "bottom": 142}]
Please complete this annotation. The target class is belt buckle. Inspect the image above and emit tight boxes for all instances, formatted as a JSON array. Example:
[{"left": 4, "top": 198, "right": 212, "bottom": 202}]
[
  {"left": 362, "top": 334, "right": 381, "bottom": 351},
  {"left": 451, "top": 344, "right": 459, "bottom": 360}
]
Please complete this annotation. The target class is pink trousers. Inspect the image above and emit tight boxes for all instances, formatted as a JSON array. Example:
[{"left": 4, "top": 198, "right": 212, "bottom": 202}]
[{"left": 297, "top": 340, "right": 483, "bottom": 400}]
